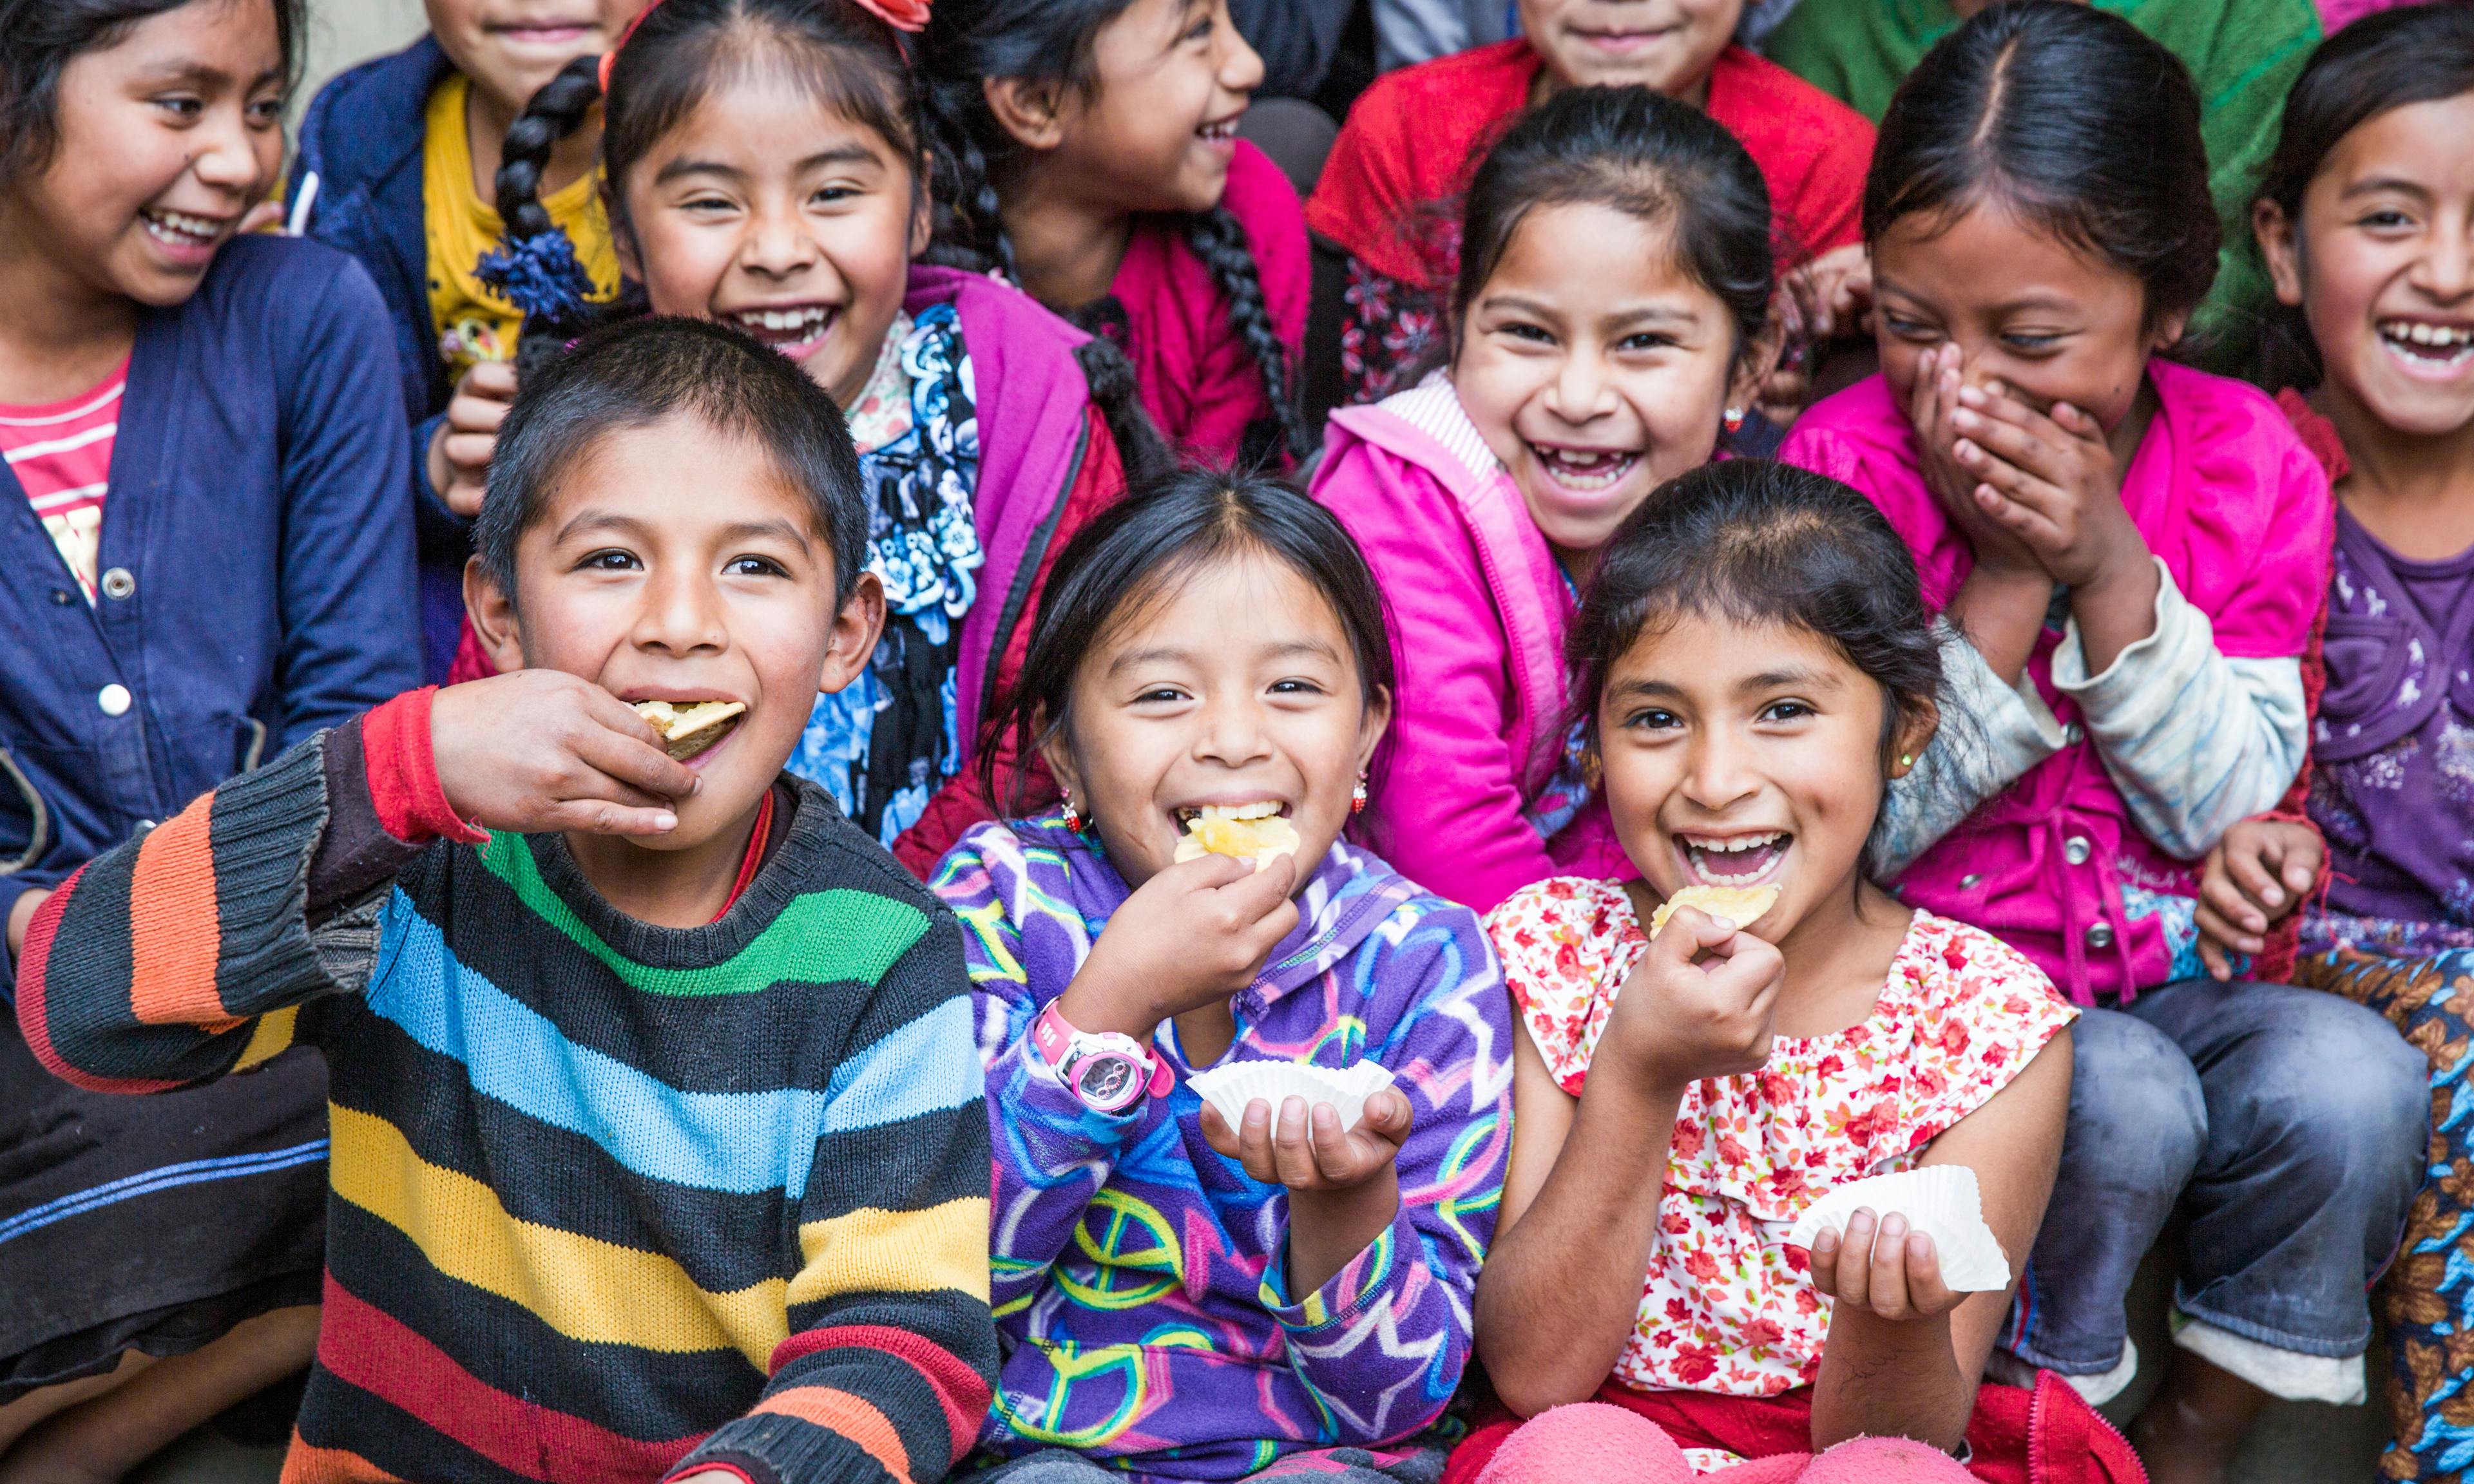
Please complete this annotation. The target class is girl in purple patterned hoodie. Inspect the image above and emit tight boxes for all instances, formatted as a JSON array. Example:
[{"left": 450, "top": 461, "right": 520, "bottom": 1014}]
[{"left": 929, "top": 471, "right": 1513, "bottom": 1484}]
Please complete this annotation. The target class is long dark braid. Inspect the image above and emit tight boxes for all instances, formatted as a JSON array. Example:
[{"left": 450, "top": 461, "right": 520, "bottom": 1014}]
[
  {"left": 1185, "top": 204, "right": 1307, "bottom": 464},
  {"left": 483, "top": 53, "right": 613, "bottom": 381},
  {"left": 918, "top": 0, "right": 1296, "bottom": 462}
]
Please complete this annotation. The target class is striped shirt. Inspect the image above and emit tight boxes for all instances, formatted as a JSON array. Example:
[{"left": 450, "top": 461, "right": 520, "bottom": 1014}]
[
  {"left": 0, "top": 362, "right": 126, "bottom": 600},
  {"left": 15, "top": 694, "right": 997, "bottom": 1484}
]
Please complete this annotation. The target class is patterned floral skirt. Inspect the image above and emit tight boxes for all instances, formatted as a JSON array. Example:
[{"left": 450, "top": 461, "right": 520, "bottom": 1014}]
[{"left": 2295, "top": 947, "right": 2474, "bottom": 1482}]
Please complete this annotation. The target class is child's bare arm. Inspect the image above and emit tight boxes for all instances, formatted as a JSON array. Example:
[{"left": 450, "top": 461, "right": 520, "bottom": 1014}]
[
  {"left": 1475, "top": 915, "right": 1783, "bottom": 1414},
  {"left": 1807, "top": 1026, "right": 2071, "bottom": 1452}
]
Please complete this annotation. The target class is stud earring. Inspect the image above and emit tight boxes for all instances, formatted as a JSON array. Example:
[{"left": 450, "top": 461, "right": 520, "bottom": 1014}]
[
  {"left": 1350, "top": 775, "right": 1370, "bottom": 814},
  {"left": 1060, "top": 793, "right": 1086, "bottom": 833},
  {"left": 1898, "top": 754, "right": 1915, "bottom": 769},
  {"left": 1723, "top": 406, "right": 1746, "bottom": 435}
]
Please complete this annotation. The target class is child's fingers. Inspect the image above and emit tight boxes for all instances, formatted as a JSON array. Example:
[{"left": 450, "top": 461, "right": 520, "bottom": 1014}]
[
  {"left": 1236, "top": 1098, "right": 1280, "bottom": 1183},
  {"left": 2195, "top": 883, "right": 2268, "bottom": 948},
  {"left": 461, "top": 359, "right": 520, "bottom": 402},
  {"left": 1833, "top": 1210, "right": 1878, "bottom": 1308},
  {"left": 1805, "top": 1228, "right": 1840, "bottom": 1293},
  {"left": 1271, "top": 1097, "right": 1321, "bottom": 1187},
  {"left": 1198, "top": 1104, "right": 1242, "bottom": 1159},
  {"left": 2222, "top": 846, "right": 2291, "bottom": 917},
  {"left": 2265, "top": 832, "right": 2324, "bottom": 895},
  {"left": 441, "top": 430, "right": 498, "bottom": 474},
  {"left": 1357, "top": 1087, "right": 1414, "bottom": 1146},
  {"left": 1902, "top": 1230, "right": 1955, "bottom": 1316},
  {"left": 2198, "top": 934, "right": 2235, "bottom": 983},
  {"left": 1307, "top": 1102, "right": 1365, "bottom": 1183},
  {"left": 541, "top": 799, "right": 680, "bottom": 836},
  {"left": 1868, "top": 1212, "right": 1913, "bottom": 1317}
]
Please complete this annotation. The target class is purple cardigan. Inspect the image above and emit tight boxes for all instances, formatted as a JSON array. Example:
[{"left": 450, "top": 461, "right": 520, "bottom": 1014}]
[
  {"left": 1310, "top": 380, "right": 1631, "bottom": 914},
  {"left": 931, "top": 817, "right": 1511, "bottom": 1479}
]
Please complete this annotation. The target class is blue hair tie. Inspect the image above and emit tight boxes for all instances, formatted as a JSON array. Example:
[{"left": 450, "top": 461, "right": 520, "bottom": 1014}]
[{"left": 476, "top": 229, "right": 595, "bottom": 321}]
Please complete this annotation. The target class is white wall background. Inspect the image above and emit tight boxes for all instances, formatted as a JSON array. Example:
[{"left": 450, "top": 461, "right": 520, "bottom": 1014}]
[{"left": 297, "top": 0, "right": 430, "bottom": 114}]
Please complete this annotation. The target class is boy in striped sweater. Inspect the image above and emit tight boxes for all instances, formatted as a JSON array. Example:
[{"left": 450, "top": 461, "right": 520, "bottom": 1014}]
[{"left": 14, "top": 317, "right": 996, "bottom": 1484}]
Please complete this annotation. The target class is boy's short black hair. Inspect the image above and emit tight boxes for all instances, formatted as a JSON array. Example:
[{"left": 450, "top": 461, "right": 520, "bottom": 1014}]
[{"left": 475, "top": 316, "right": 868, "bottom": 605}]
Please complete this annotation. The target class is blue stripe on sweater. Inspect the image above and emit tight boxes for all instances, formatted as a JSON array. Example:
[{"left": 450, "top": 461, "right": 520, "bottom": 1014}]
[{"left": 365, "top": 890, "right": 979, "bottom": 1197}]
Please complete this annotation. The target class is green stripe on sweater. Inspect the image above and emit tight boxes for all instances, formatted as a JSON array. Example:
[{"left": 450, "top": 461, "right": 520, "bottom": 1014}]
[{"left": 477, "top": 835, "right": 932, "bottom": 996}]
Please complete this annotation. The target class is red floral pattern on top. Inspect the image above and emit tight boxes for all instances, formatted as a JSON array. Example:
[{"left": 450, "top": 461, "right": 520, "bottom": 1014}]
[{"left": 1484, "top": 877, "right": 2076, "bottom": 1398}]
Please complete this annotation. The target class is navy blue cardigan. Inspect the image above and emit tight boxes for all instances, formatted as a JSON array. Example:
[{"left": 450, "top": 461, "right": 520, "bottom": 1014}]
[
  {"left": 287, "top": 36, "right": 470, "bottom": 678},
  {"left": 0, "top": 235, "right": 420, "bottom": 978}
]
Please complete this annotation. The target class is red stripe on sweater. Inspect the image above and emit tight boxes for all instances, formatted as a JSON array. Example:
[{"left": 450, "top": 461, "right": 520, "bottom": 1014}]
[
  {"left": 316, "top": 1275, "right": 705, "bottom": 1481},
  {"left": 767, "top": 1324, "right": 990, "bottom": 1461},
  {"left": 15, "top": 866, "right": 182, "bottom": 1094},
  {"left": 363, "top": 689, "right": 486, "bottom": 844}
]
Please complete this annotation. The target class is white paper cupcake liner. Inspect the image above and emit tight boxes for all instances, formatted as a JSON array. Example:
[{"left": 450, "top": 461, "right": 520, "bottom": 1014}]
[
  {"left": 1785, "top": 1165, "right": 2012, "bottom": 1292},
  {"left": 1187, "top": 1059, "right": 1395, "bottom": 1132}
]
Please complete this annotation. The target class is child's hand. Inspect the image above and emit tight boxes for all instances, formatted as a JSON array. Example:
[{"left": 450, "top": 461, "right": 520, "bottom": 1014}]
[
  {"left": 1806, "top": 1208, "right": 1966, "bottom": 1324},
  {"left": 427, "top": 360, "right": 519, "bottom": 519},
  {"left": 1788, "top": 244, "right": 1874, "bottom": 343},
  {"left": 1058, "top": 852, "right": 1301, "bottom": 1041},
  {"left": 1598, "top": 906, "right": 1785, "bottom": 1095},
  {"left": 1906, "top": 346, "right": 2043, "bottom": 578},
  {"left": 1947, "top": 381, "right": 2146, "bottom": 591},
  {"left": 2197, "top": 818, "right": 2324, "bottom": 980},
  {"left": 428, "top": 671, "right": 701, "bottom": 836},
  {"left": 1200, "top": 1086, "right": 1412, "bottom": 1192}
]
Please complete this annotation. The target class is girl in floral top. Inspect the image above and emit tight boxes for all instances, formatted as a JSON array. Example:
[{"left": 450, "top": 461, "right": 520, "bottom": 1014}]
[{"left": 1458, "top": 462, "right": 2131, "bottom": 1483}]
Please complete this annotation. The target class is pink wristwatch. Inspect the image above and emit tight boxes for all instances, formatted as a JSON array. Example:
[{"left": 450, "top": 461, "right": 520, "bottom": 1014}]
[{"left": 1035, "top": 1000, "right": 1173, "bottom": 1114}]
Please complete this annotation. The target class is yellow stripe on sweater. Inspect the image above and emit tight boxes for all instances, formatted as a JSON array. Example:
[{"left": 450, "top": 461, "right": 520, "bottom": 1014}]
[
  {"left": 232, "top": 1007, "right": 298, "bottom": 1070},
  {"left": 790, "top": 1197, "right": 992, "bottom": 1307},
  {"left": 329, "top": 1105, "right": 783, "bottom": 1369}
]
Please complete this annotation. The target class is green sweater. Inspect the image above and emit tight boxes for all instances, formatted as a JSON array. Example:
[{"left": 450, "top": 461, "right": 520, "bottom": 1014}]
[{"left": 1763, "top": 0, "right": 2322, "bottom": 378}]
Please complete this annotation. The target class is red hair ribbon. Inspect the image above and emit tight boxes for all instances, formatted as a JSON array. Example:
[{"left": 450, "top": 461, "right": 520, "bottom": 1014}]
[
  {"left": 599, "top": 1, "right": 663, "bottom": 93},
  {"left": 853, "top": 0, "right": 932, "bottom": 31}
]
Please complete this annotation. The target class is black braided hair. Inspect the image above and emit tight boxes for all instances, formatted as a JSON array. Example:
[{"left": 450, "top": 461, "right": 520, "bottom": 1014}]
[
  {"left": 1186, "top": 204, "right": 1308, "bottom": 464},
  {"left": 1075, "top": 334, "right": 1175, "bottom": 488},
  {"left": 917, "top": 0, "right": 1299, "bottom": 461},
  {"left": 491, "top": 53, "right": 611, "bottom": 380}
]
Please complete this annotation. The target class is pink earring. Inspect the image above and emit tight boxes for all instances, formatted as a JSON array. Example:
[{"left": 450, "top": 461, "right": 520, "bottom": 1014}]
[
  {"left": 1060, "top": 794, "right": 1086, "bottom": 833},
  {"left": 1350, "top": 775, "right": 1369, "bottom": 814},
  {"left": 1723, "top": 406, "right": 1747, "bottom": 435}
]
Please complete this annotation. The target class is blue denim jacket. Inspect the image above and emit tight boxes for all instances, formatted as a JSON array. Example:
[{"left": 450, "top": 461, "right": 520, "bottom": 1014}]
[
  {"left": 0, "top": 236, "right": 419, "bottom": 985},
  {"left": 287, "top": 35, "right": 469, "bottom": 678}
]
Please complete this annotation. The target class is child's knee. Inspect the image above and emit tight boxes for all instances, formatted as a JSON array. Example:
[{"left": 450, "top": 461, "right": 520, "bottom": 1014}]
[
  {"left": 1473, "top": 1403, "right": 1694, "bottom": 1484},
  {"left": 1794, "top": 1436, "right": 1976, "bottom": 1482}
]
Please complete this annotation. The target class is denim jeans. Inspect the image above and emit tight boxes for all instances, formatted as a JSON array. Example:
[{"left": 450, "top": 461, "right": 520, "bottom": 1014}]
[{"left": 2001, "top": 978, "right": 2428, "bottom": 1375}]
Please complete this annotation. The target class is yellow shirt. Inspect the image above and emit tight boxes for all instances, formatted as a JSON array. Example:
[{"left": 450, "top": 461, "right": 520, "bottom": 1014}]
[{"left": 423, "top": 74, "right": 619, "bottom": 382}]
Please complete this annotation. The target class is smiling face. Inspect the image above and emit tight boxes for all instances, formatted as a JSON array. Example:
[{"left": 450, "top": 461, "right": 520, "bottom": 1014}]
[
  {"left": 1453, "top": 201, "right": 1756, "bottom": 572},
  {"left": 473, "top": 412, "right": 881, "bottom": 850},
  {"left": 1515, "top": 0, "right": 1742, "bottom": 97},
  {"left": 1023, "top": 0, "right": 1263, "bottom": 216},
  {"left": 1873, "top": 196, "right": 2178, "bottom": 432},
  {"left": 424, "top": 0, "right": 648, "bottom": 118},
  {"left": 2258, "top": 94, "right": 2474, "bottom": 441},
  {"left": 2, "top": 0, "right": 286, "bottom": 310},
  {"left": 1041, "top": 549, "right": 1390, "bottom": 891},
  {"left": 617, "top": 71, "right": 926, "bottom": 408},
  {"left": 1597, "top": 610, "right": 1917, "bottom": 947}
]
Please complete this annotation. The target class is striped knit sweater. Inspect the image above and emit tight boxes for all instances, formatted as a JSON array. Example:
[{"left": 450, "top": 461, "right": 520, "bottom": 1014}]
[{"left": 15, "top": 710, "right": 997, "bottom": 1484}]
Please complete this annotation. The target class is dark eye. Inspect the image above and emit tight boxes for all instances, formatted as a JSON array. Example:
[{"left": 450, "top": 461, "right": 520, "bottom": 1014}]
[
  {"left": 247, "top": 97, "right": 285, "bottom": 126},
  {"left": 1999, "top": 332, "right": 2062, "bottom": 353},
  {"left": 1185, "top": 14, "right": 1214, "bottom": 41},
  {"left": 1617, "top": 332, "right": 1678, "bottom": 353},
  {"left": 1624, "top": 707, "right": 1681, "bottom": 730},
  {"left": 1881, "top": 313, "right": 1936, "bottom": 342},
  {"left": 1499, "top": 321, "right": 1554, "bottom": 344},
  {"left": 2361, "top": 209, "right": 2415, "bottom": 231},
  {"left": 1134, "top": 685, "right": 1185, "bottom": 705},
  {"left": 725, "top": 555, "right": 787, "bottom": 578},
  {"left": 812, "top": 183, "right": 861, "bottom": 205},
  {"left": 1269, "top": 678, "right": 1326, "bottom": 696},
  {"left": 155, "top": 95, "right": 204, "bottom": 120},
  {"left": 579, "top": 549, "right": 640, "bottom": 571},
  {"left": 1759, "top": 700, "right": 1814, "bottom": 723}
]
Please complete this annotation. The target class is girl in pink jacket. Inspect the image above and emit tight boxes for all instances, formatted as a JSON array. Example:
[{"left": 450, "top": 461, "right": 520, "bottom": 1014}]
[{"left": 1309, "top": 85, "right": 1774, "bottom": 915}]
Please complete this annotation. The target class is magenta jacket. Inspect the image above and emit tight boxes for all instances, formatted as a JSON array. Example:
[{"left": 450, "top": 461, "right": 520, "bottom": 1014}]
[
  {"left": 1110, "top": 140, "right": 1308, "bottom": 467},
  {"left": 1309, "top": 379, "right": 1630, "bottom": 913}
]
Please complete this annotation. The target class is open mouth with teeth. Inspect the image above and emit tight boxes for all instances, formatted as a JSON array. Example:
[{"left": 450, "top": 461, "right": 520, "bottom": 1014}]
[
  {"left": 728, "top": 305, "right": 837, "bottom": 357},
  {"left": 633, "top": 699, "right": 747, "bottom": 761},
  {"left": 141, "top": 209, "right": 227, "bottom": 254},
  {"left": 1172, "top": 801, "right": 1299, "bottom": 868},
  {"left": 2380, "top": 319, "right": 2474, "bottom": 368},
  {"left": 1529, "top": 444, "right": 1642, "bottom": 493},
  {"left": 1196, "top": 117, "right": 1241, "bottom": 143},
  {"left": 1677, "top": 829, "right": 1790, "bottom": 888}
]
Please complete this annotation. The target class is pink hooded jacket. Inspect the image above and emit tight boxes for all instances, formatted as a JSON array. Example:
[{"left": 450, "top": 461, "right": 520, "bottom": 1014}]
[{"left": 1310, "top": 379, "right": 1631, "bottom": 913}]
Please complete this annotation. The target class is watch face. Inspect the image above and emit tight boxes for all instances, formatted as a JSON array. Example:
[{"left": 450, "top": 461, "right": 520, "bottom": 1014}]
[{"left": 1077, "top": 1055, "right": 1137, "bottom": 1106}]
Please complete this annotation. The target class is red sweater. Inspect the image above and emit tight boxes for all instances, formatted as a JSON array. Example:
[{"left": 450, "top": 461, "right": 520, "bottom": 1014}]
[{"left": 1305, "top": 39, "right": 1874, "bottom": 289}]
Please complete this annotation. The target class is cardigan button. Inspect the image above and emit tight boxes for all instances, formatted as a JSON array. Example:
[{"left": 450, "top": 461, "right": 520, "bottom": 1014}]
[
  {"left": 50, "top": 588, "right": 73, "bottom": 606},
  {"left": 101, "top": 567, "right": 135, "bottom": 600},
  {"left": 1961, "top": 873, "right": 1983, "bottom": 889},
  {"left": 97, "top": 683, "right": 132, "bottom": 717},
  {"left": 2064, "top": 723, "right": 2084, "bottom": 745},
  {"left": 2063, "top": 835, "right": 2093, "bottom": 866},
  {"left": 2085, "top": 921, "right": 2116, "bottom": 950}
]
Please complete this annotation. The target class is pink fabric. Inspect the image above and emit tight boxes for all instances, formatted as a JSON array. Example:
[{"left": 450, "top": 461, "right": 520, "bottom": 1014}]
[
  {"left": 1472, "top": 1404, "right": 1975, "bottom": 1483},
  {"left": 1309, "top": 399, "right": 1631, "bottom": 913},
  {"left": 1110, "top": 138, "right": 1308, "bottom": 466},
  {"left": 2320, "top": 0, "right": 2417, "bottom": 30},
  {"left": 1779, "top": 365, "right": 2332, "bottom": 1002}
]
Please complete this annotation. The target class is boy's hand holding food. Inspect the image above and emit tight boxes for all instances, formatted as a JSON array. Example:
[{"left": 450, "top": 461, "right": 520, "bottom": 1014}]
[{"left": 428, "top": 671, "right": 702, "bottom": 837}]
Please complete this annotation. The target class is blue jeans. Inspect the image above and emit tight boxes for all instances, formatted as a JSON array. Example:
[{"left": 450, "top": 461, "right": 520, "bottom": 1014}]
[{"left": 2002, "top": 978, "right": 2428, "bottom": 1374}]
